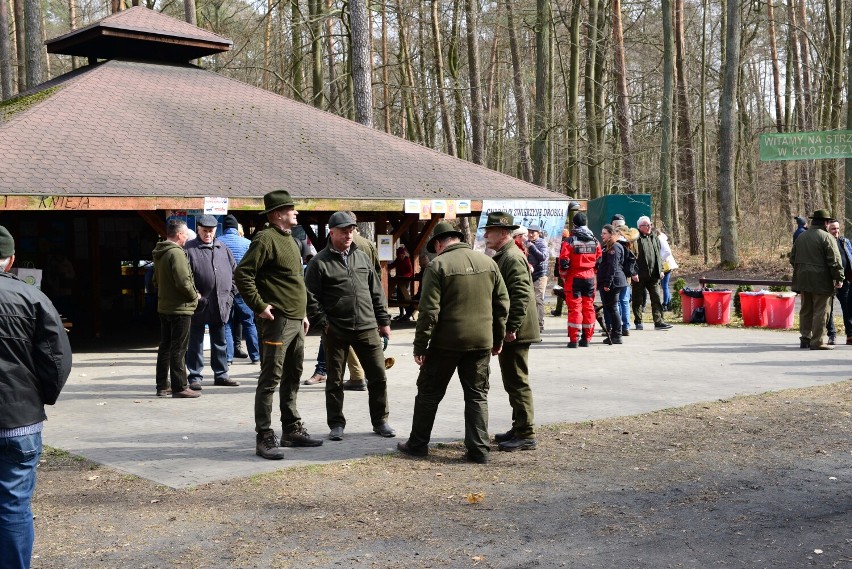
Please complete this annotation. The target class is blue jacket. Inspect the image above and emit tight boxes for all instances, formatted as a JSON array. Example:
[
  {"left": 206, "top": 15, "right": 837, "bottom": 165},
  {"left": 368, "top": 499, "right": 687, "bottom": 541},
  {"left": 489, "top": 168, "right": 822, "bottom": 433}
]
[
  {"left": 526, "top": 237, "right": 550, "bottom": 281},
  {"left": 837, "top": 236, "right": 852, "bottom": 281},
  {"left": 218, "top": 228, "right": 251, "bottom": 264}
]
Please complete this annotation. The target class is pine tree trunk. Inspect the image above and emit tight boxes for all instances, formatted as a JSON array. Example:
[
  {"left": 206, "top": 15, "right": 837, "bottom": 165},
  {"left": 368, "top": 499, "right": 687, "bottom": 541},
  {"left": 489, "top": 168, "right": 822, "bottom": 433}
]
[
  {"left": 381, "top": 0, "right": 390, "bottom": 131},
  {"left": 23, "top": 0, "right": 42, "bottom": 89},
  {"left": 532, "top": 0, "right": 551, "bottom": 186},
  {"left": 309, "top": 0, "right": 324, "bottom": 108},
  {"left": 766, "top": 0, "right": 792, "bottom": 222},
  {"left": 659, "top": 0, "right": 674, "bottom": 232},
  {"left": 464, "top": 0, "right": 484, "bottom": 165},
  {"left": 325, "top": 0, "right": 338, "bottom": 110},
  {"left": 674, "top": 0, "right": 699, "bottom": 254},
  {"left": 611, "top": 0, "right": 635, "bottom": 194},
  {"left": 505, "top": 0, "right": 532, "bottom": 181},
  {"left": 585, "top": 0, "right": 601, "bottom": 198},
  {"left": 448, "top": 0, "right": 466, "bottom": 160},
  {"left": 350, "top": 0, "right": 372, "bottom": 126},
  {"left": 292, "top": 0, "right": 305, "bottom": 103},
  {"left": 718, "top": 0, "right": 740, "bottom": 268},
  {"left": 12, "top": 0, "right": 23, "bottom": 92},
  {"left": 431, "top": 0, "right": 457, "bottom": 156},
  {"left": 183, "top": 0, "right": 196, "bottom": 24},
  {"left": 0, "top": 0, "right": 12, "bottom": 99}
]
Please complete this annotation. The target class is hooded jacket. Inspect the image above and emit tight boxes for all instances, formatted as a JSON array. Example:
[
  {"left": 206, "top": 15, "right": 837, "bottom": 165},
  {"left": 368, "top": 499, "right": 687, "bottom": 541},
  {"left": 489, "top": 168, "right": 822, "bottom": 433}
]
[
  {"left": 0, "top": 271, "right": 72, "bottom": 429},
  {"left": 152, "top": 240, "right": 199, "bottom": 315}
]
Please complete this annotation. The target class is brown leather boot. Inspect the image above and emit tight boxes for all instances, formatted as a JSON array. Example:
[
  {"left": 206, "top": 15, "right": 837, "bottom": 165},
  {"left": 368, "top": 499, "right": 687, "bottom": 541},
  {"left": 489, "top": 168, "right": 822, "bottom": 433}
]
[
  {"left": 256, "top": 430, "right": 285, "bottom": 460},
  {"left": 172, "top": 388, "right": 200, "bottom": 398}
]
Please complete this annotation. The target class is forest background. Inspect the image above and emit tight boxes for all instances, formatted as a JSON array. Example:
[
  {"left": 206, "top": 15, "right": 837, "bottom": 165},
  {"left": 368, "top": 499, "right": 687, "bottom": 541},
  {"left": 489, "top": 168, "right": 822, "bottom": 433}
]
[{"left": 1, "top": 0, "right": 848, "bottom": 269}]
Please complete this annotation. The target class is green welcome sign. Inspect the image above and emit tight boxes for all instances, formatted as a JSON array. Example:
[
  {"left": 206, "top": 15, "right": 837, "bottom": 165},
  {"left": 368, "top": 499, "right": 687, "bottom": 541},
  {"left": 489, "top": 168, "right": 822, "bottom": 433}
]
[{"left": 759, "top": 130, "right": 852, "bottom": 161}]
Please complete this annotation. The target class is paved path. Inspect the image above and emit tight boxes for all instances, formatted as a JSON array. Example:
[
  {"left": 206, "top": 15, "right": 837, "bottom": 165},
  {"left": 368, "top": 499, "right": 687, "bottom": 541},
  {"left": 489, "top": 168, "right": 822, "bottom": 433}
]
[{"left": 44, "top": 315, "right": 849, "bottom": 488}]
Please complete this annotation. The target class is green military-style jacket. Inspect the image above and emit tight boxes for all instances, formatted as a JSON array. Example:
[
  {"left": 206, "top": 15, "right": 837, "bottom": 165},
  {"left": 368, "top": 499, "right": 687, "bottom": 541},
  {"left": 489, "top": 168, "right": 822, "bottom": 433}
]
[
  {"left": 304, "top": 241, "right": 391, "bottom": 331},
  {"left": 492, "top": 239, "right": 540, "bottom": 344},
  {"left": 413, "top": 242, "right": 509, "bottom": 355},
  {"left": 152, "top": 240, "right": 198, "bottom": 315},
  {"left": 790, "top": 225, "right": 843, "bottom": 295}
]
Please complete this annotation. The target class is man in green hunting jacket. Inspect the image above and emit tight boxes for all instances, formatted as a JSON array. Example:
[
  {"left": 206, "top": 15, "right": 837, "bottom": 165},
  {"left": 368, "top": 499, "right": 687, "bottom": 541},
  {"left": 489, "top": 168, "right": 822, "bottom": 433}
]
[
  {"left": 484, "top": 212, "right": 540, "bottom": 452},
  {"left": 152, "top": 219, "right": 200, "bottom": 399},
  {"left": 790, "top": 209, "right": 844, "bottom": 350},
  {"left": 235, "top": 190, "right": 324, "bottom": 460},
  {"left": 305, "top": 211, "right": 395, "bottom": 442},
  {"left": 397, "top": 222, "right": 509, "bottom": 464}
]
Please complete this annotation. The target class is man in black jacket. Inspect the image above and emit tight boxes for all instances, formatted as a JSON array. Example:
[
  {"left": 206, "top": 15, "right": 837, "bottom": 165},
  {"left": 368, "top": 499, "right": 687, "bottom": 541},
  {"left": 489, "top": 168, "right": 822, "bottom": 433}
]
[
  {"left": 0, "top": 226, "right": 72, "bottom": 568},
  {"left": 305, "top": 212, "right": 395, "bottom": 441}
]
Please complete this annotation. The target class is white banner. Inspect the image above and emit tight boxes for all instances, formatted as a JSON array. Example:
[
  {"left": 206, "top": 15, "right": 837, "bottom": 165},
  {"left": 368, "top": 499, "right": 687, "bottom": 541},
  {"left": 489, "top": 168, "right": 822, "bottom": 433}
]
[{"left": 474, "top": 200, "right": 570, "bottom": 256}]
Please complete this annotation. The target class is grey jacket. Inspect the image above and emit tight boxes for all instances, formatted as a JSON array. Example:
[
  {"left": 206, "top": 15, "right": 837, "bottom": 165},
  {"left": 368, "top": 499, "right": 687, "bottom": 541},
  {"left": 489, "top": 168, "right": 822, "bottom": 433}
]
[{"left": 185, "top": 237, "right": 237, "bottom": 325}]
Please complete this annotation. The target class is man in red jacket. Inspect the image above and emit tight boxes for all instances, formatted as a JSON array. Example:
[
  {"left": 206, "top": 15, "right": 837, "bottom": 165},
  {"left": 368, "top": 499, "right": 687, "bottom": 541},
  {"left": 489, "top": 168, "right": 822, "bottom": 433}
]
[{"left": 558, "top": 213, "right": 602, "bottom": 348}]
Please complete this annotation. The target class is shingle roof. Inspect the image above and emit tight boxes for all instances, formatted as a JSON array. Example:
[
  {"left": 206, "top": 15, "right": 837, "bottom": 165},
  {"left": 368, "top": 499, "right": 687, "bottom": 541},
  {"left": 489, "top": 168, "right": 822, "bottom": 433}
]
[
  {"left": 2, "top": 8, "right": 565, "bottom": 207},
  {"left": 46, "top": 6, "right": 232, "bottom": 62}
]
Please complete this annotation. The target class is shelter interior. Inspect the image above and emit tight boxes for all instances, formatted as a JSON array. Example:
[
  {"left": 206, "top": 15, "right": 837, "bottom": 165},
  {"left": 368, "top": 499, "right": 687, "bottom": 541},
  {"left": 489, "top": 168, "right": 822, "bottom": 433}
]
[{"left": 1, "top": 210, "right": 458, "bottom": 348}]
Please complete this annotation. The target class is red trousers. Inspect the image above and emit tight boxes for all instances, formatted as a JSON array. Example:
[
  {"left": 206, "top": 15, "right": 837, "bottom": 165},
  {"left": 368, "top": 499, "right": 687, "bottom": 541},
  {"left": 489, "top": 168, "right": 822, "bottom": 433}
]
[{"left": 565, "top": 276, "right": 596, "bottom": 342}]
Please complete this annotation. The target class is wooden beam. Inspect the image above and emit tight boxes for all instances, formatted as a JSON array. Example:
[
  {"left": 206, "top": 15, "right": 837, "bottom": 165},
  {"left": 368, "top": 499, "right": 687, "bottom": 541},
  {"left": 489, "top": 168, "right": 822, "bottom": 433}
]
[
  {"left": 137, "top": 210, "right": 165, "bottom": 237},
  {"left": 0, "top": 195, "right": 486, "bottom": 213}
]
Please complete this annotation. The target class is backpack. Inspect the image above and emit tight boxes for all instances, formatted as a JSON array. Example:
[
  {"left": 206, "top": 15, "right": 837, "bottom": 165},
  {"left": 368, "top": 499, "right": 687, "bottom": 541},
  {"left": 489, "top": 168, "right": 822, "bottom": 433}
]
[
  {"left": 619, "top": 242, "right": 637, "bottom": 278},
  {"left": 690, "top": 306, "right": 706, "bottom": 324}
]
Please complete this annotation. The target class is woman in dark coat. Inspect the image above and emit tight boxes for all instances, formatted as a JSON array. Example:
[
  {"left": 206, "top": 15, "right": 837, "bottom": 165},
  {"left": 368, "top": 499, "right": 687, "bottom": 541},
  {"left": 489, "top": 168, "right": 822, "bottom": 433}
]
[{"left": 597, "top": 224, "right": 628, "bottom": 344}]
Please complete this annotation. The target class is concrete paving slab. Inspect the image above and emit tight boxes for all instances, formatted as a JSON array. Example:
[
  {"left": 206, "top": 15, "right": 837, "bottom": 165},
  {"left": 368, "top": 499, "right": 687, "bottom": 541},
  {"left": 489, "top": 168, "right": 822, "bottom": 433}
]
[{"left": 43, "top": 315, "right": 849, "bottom": 488}]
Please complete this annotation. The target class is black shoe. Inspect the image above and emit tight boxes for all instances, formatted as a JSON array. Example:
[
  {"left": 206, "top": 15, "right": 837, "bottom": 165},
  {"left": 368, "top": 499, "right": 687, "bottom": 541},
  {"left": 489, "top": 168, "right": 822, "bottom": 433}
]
[
  {"left": 498, "top": 437, "right": 537, "bottom": 452},
  {"left": 828, "top": 336, "right": 836, "bottom": 345},
  {"left": 610, "top": 335, "right": 622, "bottom": 344},
  {"left": 567, "top": 342, "right": 578, "bottom": 348},
  {"left": 214, "top": 378, "right": 240, "bottom": 386},
  {"left": 550, "top": 310, "right": 562, "bottom": 317},
  {"left": 654, "top": 322, "right": 673, "bottom": 330},
  {"left": 800, "top": 338, "right": 810, "bottom": 349},
  {"left": 463, "top": 452, "right": 489, "bottom": 464},
  {"left": 234, "top": 347, "right": 249, "bottom": 359},
  {"left": 342, "top": 380, "right": 367, "bottom": 391},
  {"left": 578, "top": 338, "right": 589, "bottom": 347},
  {"left": 188, "top": 380, "right": 202, "bottom": 391},
  {"left": 621, "top": 327, "right": 630, "bottom": 336},
  {"left": 493, "top": 429, "right": 515, "bottom": 443},
  {"left": 635, "top": 324, "right": 644, "bottom": 331},
  {"left": 329, "top": 426, "right": 344, "bottom": 441},
  {"left": 373, "top": 423, "right": 396, "bottom": 437},
  {"left": 603, "top": 337, "right": 613, "bottom": 345},
  {"left": 281, "top": 426, "right": 324, "bottom": 447},
  {"left": 256, "top": 430, "right": 285, "bottom": 460},
  {"left": 397, "top": 440, "right": 428, "bottom": 457}
]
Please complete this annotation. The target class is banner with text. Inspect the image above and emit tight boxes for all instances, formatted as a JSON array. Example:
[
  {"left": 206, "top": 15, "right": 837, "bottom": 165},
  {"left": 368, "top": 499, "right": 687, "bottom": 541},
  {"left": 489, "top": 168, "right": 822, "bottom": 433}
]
[
  {"left": 759, "top": 130, "right": 852, "bottom": 162},
  {"left": 474, "top": 200, "right": 570, "bottom": 256}
]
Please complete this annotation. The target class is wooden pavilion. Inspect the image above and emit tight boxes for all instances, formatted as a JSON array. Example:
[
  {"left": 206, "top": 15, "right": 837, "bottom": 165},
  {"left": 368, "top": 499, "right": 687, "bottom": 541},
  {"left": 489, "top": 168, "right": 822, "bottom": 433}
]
[{"left": 0, "top": 6, "right": 569, "bottom": 340}]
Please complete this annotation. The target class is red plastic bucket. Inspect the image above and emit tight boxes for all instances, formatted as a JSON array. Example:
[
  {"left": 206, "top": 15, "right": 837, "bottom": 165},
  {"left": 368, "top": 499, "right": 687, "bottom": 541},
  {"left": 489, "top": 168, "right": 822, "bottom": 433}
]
[
  {"left": 765, "top": 293, "right": 796, "bottom": 329},
  {"left": 703, "top": 290, "right": 732, "bottom": 325},
  {"left": 739, "top": 292, "right": 766, "bottom": 327},
  {"left": 679, "top": 290, "right": 705, "bottom": 323}
]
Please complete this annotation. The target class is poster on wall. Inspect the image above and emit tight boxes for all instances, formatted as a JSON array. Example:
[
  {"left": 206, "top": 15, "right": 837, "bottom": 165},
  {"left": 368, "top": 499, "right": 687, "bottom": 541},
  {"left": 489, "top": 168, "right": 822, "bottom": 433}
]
[
  {"left": 474, "top": 200, "right": 570, "bottom": 256},
  {"left": 377, "top": 235, "right": 394, "bottom": 261}
]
